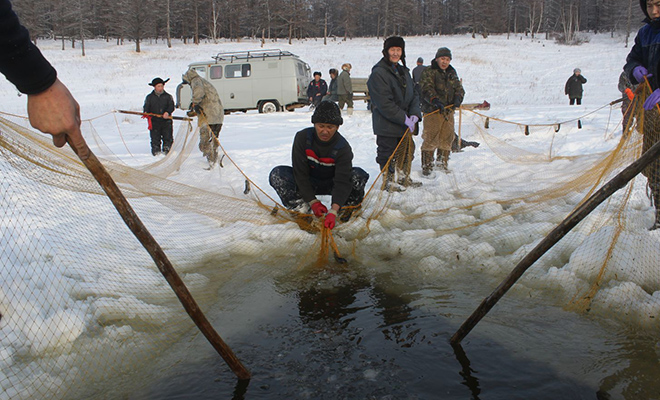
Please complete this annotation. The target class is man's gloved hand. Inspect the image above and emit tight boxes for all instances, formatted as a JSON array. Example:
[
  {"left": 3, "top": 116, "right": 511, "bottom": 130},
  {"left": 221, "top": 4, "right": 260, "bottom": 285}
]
[
  {"left": 324, "top": 210, "right": 337, "bottom": 229},
  {"left": 644, "top": 88, "right": 660, "bottom": 111},
  {"left": 453, "top": 96, "right": 462, "bottom": 108},
  {"left": 404, "top": 115, "right": 419, "bottom": 132},
  {"left": 432, "top": 98, "right": 444, "bottom": 112},
  {"left": 633, "top": 66, "right": 652, "bottom": 83},
  {"left": 310, "top": 200, "right": 328, "bottom": 218},
  {"left": 193, "top": 104, "right": 203, "bottom": 115}
]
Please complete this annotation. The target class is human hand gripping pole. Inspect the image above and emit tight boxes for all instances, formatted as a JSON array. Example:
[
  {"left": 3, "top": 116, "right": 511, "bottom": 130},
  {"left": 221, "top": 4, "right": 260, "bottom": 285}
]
[
  {"left": 64, "top": 137, "right": 251, "bottom": 380},
  {"left": 404, "top": 115, "right": 419, "bottom": 132},
  {"left": 644, "top": 88, "right": 660, "bottom": 111},
  {"left": 633, "top": 66, "right": 652, "bottom": 84}
]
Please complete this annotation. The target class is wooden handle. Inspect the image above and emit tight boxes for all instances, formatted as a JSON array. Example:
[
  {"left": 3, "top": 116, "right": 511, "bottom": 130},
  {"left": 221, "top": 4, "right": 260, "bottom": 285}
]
[{"left": 70, "top": 141, "right": 251, "bottom": 380}]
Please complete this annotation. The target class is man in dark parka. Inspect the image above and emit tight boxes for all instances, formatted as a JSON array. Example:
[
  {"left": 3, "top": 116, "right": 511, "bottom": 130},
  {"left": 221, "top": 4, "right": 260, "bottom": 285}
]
[{"left": 367, "top": 36, "right": 422, "bottom": 190}]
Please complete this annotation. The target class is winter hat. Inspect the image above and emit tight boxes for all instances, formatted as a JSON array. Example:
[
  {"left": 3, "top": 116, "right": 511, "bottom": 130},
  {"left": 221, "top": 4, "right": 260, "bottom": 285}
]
[
  {"left": 341, "top": 63, "right": 352, "bottom": 71},
  {"left": 149, "top": 77, "right": 170, "bottom": 86},
  {"left": 311, "top": 101, "right": 343, "bottom": 126},
  {"left": 417, "top": 57, "right": 424, "bottom": 64},
  {"left": 313, "top": 71, "right": 322, "bottom": 77},
  {"left": 573, "top": 68, "right": 581, "bottom": 74},
  {"left": 435, "top": 47, "right": 452, "bottom": 60},
  {"left": 329, "top": 68, "right": 338, "bottom": 75},
  {"left": 382, "top": 36, "right": 406, "bottom": 65}
]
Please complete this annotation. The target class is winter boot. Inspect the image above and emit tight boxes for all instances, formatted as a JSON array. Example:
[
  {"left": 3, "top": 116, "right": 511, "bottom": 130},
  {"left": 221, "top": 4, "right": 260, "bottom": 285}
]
[
  {"left": 438, "top": 150, "right": 450, "bottom": 172},
  {"left": 397, "top": 175, "right": 422, "bottom": 188},
  {"left": 382, "top": 168, "right": 405, "bottom": 192},
  {"left": 421, "top": 151, "right": 434, "bottom": 176}
]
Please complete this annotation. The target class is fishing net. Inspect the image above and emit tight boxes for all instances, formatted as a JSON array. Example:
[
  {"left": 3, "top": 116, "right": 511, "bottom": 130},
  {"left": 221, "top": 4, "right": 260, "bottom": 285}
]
[{"left": 1, "top": 83, "right": 659, "bottom": 398}]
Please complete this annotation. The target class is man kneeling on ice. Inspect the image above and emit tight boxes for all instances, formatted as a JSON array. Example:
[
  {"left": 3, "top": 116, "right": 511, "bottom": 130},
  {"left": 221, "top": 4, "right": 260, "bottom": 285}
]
[{"left": 269, "top": 101, "right": 369, "bottom": 229}]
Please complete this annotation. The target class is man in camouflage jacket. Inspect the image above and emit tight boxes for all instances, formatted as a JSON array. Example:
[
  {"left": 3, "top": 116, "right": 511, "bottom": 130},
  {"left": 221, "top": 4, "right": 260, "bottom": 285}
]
[{"left": 419, "top": 47, "right": 465, "bottom": 174}]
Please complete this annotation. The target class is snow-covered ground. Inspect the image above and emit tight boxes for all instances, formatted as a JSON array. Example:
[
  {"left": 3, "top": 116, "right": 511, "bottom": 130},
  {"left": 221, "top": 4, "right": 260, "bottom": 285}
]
[{"left": 1, "top": 32, "right": 658, "bottom": 398}]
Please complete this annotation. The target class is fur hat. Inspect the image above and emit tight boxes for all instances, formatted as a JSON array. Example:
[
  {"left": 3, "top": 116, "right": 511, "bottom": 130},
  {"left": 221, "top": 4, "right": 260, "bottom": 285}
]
[
  {"left": 573, "top": 68, "right": 581, "bottom": 74},
  {"left": 341, "top": 63, "right": 352, "bottom": 71},
  {"left": 382, "top": 36, "right": 406, "bottom": 65},
  {"left": 329, "top": 68, "right": 338, "bottom": 75},
  {"left": 435, "top": 47, "right": 452, "bottom": 60},
  {"left": 149, "top": 77, "right": 170, "bottom": 86},
  {"left": 313, "top": 71, "right": 322, "bottom": 77},
  {"left": 311, "top": 101, "right": 343, "bottom": 126}
]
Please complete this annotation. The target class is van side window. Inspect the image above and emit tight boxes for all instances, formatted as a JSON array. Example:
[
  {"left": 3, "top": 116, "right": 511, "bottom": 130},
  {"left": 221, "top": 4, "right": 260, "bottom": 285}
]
[
  {"left": 210, "top": 66, "right": 222, "bottom": 79},
  {"left": 297, "top": 63, "right": 304, "bottom": 76},
  {"left": 226, "top": 64, "right": 251, "bottom": 78}
]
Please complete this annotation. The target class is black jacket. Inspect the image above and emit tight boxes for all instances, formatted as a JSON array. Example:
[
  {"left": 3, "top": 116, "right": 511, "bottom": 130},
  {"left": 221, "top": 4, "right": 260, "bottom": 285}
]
[
  {"left": 564, "top": 74, "right": 587, "bottom": 98},
  {"left": 0, "top": 0, "right": 57, "bottom": 94},
  {"left": 367, "top": 57, "right": 421, "bottom": 138},
  {"left": 292, "top": 127, "right": 353, "bottom": 207},
  {"left": 143, "top": 90, "right": 175, "bottom": 125}
]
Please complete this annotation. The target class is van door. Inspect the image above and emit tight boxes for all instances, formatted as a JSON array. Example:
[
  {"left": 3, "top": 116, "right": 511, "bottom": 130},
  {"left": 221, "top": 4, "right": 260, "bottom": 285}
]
[{"left": 223, "top": 63, "right": 253, "bottom": 110}]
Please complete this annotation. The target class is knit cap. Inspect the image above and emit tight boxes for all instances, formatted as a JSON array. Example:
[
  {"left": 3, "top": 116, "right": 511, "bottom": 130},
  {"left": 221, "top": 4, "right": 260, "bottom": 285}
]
[
  {"left": 311, "top": 101, "right": 343, "bottom": 126},
  {"left": 435, "top": 47, "right": 452, "bottom": 59}
]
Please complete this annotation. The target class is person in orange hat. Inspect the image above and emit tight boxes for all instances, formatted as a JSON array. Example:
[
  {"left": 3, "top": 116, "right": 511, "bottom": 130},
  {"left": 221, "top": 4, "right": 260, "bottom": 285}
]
[{"left": 143, "top": 77, "right": 175, "bottom": 156}]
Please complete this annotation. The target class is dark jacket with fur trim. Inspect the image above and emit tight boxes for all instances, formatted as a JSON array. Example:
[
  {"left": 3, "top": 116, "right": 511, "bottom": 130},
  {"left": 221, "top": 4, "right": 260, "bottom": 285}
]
[
  {"left": 367, "top": 57, "right": 421, "bottom": 138},
  {"left": 292, "top": 127, "right": 354, "bottom": 206}
]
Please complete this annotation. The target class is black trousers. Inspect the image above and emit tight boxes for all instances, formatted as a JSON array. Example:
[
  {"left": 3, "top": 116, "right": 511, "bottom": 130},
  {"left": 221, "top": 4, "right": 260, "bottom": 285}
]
[
  {"left": 269, "top": 165, "right": 369, "bottom": 209},
  {"left": 150, "top": 121, "right": 173, "bottom": 155},
  {"left": 569, "top": 97, "right": 582, "bottom": 105}
]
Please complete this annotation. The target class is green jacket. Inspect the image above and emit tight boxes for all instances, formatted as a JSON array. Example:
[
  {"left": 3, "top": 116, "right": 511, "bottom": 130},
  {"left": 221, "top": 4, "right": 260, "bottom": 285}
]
[{"left": 419, "top": 61, "right": 465, "bottom": 114}]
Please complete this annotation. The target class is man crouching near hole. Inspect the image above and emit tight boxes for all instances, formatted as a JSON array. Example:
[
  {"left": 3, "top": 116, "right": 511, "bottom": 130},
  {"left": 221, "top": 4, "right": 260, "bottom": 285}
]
[{"left": 269, "top": 101, "right": 369, "bottom": 230}]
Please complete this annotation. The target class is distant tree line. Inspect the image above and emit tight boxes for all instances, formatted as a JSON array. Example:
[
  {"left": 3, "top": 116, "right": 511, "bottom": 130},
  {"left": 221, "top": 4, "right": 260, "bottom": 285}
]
[{"left": 12, "top": 0, "right": 644, "bottom": 53}]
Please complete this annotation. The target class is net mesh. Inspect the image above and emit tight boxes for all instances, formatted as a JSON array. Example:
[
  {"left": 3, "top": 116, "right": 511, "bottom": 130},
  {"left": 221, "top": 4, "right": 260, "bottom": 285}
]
[{"left": 1, "top": 84, "right": 659, "bottom": 397}]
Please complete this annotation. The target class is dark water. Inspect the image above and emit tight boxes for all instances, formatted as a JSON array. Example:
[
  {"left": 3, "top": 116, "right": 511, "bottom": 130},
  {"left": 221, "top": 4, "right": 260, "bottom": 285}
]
[{"left": 125, "top": 261, "right": 660, "bottom": 400}]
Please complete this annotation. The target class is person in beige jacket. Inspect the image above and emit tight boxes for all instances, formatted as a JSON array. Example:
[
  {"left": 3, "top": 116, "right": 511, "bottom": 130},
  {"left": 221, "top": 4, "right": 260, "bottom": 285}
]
[{"left": 182, "top": 68, "right": 225, "bottom": 168}]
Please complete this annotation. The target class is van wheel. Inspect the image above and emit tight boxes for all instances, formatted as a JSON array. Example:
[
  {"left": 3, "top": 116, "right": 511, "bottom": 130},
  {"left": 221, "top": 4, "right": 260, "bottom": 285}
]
[{"left": 259, "top": 101, "right": 280, "bottom": 113}]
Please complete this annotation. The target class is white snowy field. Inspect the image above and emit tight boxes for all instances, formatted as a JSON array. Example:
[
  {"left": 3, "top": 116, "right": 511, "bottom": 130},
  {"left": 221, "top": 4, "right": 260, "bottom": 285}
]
[{"left": 2, "top": 32, "right": 660, "bottom": 399}]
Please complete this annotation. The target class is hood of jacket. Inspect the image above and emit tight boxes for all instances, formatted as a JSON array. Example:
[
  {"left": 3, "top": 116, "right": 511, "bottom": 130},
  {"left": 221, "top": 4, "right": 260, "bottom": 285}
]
[{"left": 182, "top": 68, "right": 200, "bottom": 84}]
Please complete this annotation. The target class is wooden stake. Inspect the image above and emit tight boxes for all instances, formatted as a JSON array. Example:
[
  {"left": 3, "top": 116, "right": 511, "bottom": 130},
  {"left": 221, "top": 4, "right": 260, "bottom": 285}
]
[
  {"left": 450, "top": 139, "right": 660, "bottom": 345},
  {"left": 71, "top": 143, "right": 251, "bottom": 380}
]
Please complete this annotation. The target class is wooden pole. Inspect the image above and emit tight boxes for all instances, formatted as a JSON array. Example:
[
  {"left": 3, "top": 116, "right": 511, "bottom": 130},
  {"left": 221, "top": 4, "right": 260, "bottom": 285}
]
[
  {"left": 118, "top": 109, "right": 192, "bottom": 121},
  {"left": 450, "top": 138, "right": 660, "bottom": 345},
  {"left": 70, "top": 142, "right": 251, "bottom": 380}
]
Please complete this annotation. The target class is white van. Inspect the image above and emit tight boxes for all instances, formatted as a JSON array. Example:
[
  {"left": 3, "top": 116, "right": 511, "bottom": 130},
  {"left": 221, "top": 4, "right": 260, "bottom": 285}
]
[{"left": 176, "top": 49, "right": 312, "bottom": 113}]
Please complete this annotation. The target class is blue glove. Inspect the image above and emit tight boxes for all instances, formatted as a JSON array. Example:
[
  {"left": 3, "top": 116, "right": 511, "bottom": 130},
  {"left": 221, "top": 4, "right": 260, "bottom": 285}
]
[
  {"left": 633, "top": 66, "right": 652, "bottom": 83},
  {"left": 432, "top": 98, "right": 444, "bottom": 111},
  {"left": 453, "top": 95, "right": 462, "bottom": 108},
  {"left": 644, "top": 88, "right": 660, "bottom": 111},
  {"left": 404, "top": 115, "right": 419, "bottom": 132}
]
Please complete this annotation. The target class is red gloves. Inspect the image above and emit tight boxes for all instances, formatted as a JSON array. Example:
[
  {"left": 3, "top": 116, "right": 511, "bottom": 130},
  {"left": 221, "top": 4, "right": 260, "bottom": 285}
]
[
  {"left": 310, "top": 201, "right": 327, "bottom": 217},
  {"left": 324, "top": 210, "right": 337, "bottom": 229}
]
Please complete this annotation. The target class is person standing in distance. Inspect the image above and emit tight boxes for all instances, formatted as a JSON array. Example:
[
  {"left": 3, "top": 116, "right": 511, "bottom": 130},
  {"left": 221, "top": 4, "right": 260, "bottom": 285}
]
[
  {"left": 0, "top": 0, "right": 89, "bottom": 159},
  {"left": 143, "top": 77, "right": 175, "bottom": 156},
  {"left": 565, "top": 68, "right": 587, "bottom": 105}
]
